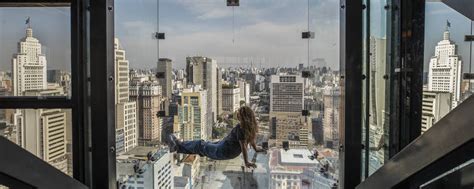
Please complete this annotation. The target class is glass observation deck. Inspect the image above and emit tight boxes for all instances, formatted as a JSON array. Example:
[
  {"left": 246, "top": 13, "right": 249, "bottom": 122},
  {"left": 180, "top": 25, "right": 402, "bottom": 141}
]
[{"left": 0, "top": 0, "right": 473, "bottom": 189}]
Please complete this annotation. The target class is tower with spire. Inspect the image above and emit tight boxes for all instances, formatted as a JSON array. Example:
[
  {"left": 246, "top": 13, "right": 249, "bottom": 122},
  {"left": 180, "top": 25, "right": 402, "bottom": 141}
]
[
  {"left": 427, "top": 22, "right": 463, "bottom": 109},
  {"left": 12, "top": 19, "right": 48, "bottom": 96}
]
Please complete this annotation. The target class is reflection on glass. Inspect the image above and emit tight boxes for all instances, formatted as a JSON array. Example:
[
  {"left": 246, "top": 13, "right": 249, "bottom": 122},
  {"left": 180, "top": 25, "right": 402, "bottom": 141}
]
[
  {"left": 423, "top": 2, "right": 473, "bottom": 133},
  {"left": 362, "top": 0, "right": 389, "bottom": 177},
  {"left": 0, "top": 108, "right": 73, "bottom": 176},
  {"left": 0, "top": 8, "right": 71, "bottom": 98},
  {"left": 115, "top": 0, "right": 340, "bottom": 188}
]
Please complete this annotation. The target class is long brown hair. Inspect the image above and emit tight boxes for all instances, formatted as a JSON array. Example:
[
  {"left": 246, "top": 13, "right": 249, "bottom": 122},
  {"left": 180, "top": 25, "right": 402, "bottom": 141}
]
[{"left": 236, "top": 106, "right": 258, "bottom": 144}]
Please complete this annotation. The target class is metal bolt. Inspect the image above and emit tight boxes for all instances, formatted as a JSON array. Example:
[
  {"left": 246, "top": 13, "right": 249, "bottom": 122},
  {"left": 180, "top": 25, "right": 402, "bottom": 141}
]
[{"left": 110, "top": 146, "right": 115, "bottom": 152}]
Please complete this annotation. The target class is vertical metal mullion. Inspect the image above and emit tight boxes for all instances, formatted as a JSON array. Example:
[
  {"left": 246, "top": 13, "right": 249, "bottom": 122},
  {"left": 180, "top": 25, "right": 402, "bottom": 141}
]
[
  {"left": 340, "top": 0, "right": 363, "bottom": 188},
  {"left": 388, "top": 0, "right": 401, "bottom": 159},
  {"left": 71, "top": 0, "right": 90, "bottom": 186},
  {"left": 363, "top": 0, "right": 371, "bottom": 179},
  {"left": 389, "top": 0, "right": 424, "bottom": 158},
  {"left": 89, "top": 0, "right": 116, "bottom": 188}
]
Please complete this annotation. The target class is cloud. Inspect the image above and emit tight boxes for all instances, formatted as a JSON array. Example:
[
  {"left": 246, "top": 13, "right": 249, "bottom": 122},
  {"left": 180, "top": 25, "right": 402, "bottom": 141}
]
[{"left": 116, "top": 0, "right": 340, "bottom": 69}]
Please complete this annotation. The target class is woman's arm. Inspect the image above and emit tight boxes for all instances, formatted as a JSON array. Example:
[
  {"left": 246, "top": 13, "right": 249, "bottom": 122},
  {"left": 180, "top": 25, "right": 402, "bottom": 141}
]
[
  {"left": 251, "top": 141, "right": 259, "bottom": 151},
  {"left": 239, "top": 140, "right": 256, "bottom": 168},
  {"left": 251, "top": 140, "right": 264, "bottom": 152}
]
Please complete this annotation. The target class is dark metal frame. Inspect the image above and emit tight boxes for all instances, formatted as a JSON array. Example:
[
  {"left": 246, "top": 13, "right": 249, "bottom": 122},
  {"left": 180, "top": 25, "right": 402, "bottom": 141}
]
[
  {"left": 388, "top": 0, "right": 424, "bottom": 158},
  {"left": 89, "top": 0, "right": 116, "bottom": 188},
  {"left": 356, "top": 95, "right": 474, "bottom": 189},
  {"left": 0, "top": 0, "right": 94, "bottom": 187},
  {"left": 339, "top": 0, "right": 363, "bottom": 188},
  {"left": 362, "top": 0, "right": 371, "bottom": 179},
  {"left": 0, "top": 137, "right": 88, "bottom": 189}
]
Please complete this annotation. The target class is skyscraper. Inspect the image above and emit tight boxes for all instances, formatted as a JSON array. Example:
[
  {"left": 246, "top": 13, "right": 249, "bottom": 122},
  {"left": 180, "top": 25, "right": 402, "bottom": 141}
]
[
  {"left": 157, "top": 58, "right": 173, "bottom": 115},
  {"left": 157, "top": 58, "right": 172, "bottom": 98},
  {"left": 322, "top": 86, "right": 340, "bottom": 149},
  {"left": 216, "top": 68, "right": 223, "bottom": 117},
  {"left": 270, "top": 75, "right": 304, "bottom": 113},
  {"left": 421, "top": 91, "right": 451, "bottom": 133},
  {"left": 130, "top": 82, "right": 163, "bottom": 143},
  {"left": 12, "top": 26, "right": 47, "bottom": 96},
  {"left": 186, "top": 56, "right": 217, "bottom": 128},
  {"left": 368, "top": 37, "right": 387, "bottom": 169},
  {"left": 269, "top": 75, "right": 306, "bottom": 147},
  {"left": 10, "top": 26, "right": 69, "bottom": 174},
  {"left": 17, "top": 89, "right": 68, "bottom": 173},
  {"left": 237, "top": 80, "right": 250, "bottom": 105},
  {"left": 178, "top": 85, "right": 208, "bottom": 140},
  {"left": 222, "top": 84, "right": 240, "bottom": 113},
  {"left": 428, "top": 30, "right": 463, "bottom": 108},
  {"left": 114, "top": 38, "right": 138, "bottom": 152},
  {"left": 117, "top": 147, "right": 173, "bottom": 188},
  {"left": 115, "top": 38, "right": 130, "bottom": 103}
]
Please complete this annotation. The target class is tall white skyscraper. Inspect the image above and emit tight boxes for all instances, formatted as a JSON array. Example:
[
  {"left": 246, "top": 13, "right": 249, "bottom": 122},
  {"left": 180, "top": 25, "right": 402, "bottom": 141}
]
[
  {"left": 428, "top": 30, "right": 462, "bottom": 109},
  {"left": 10, "top": 25, "right": 69, "bottom": 174},
  {"left": 114, "top": 38, "right": 138, "bottom": 153},
  {"left": 12, "top": 26, "right": 47, "bottom": 96},
  {"left": 115, "top": 38, "right": 130, "bottom": 104}
]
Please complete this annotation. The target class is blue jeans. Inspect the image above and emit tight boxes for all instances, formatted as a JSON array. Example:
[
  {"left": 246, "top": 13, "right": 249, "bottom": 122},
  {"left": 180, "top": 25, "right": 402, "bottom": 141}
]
[{"left": 177, "top": 140, "right": 241, "bottom": 160}]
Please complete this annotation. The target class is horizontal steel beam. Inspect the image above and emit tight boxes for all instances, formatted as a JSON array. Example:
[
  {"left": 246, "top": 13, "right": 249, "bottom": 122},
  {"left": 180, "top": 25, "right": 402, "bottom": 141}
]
[
  {"left": 0, "top": 97, "right": 73, "bottom": 109},
  {"left": 441, "top": 0, "right": 474, "bottom": 20},
  {"left": 0, "top": 137, "right": 87, "bottom": 189},
  {"left": 357, "top": 95, "right": 474, "bottom": 188}
]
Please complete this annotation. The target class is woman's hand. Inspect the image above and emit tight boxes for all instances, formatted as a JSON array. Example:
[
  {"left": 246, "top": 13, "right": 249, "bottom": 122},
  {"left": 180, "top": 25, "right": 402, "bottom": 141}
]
[
  {"left": 245, "top": 162, "right": 257, "bottom": 169},
  {"left": 254, "top": 146, "right": 266, "bottom": 153}
]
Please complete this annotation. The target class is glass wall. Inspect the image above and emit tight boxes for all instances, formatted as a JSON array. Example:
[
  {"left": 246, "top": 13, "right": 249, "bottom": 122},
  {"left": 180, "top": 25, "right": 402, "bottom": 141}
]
[
  {"left": 422, "top": 1, "right": 473, "bottom": 133},
  {"left": 0, "top": 6, "right": 73, "bottom": 177},
  {"left": 362, "top": 0, "right": 390, "bottom": 178},
  {"left": 0, "top": 108, "right": 73, "bottom": 176},
  {"left": 361, "top": 0, "right": 474, "bottom": 180},
  {"left": 0, "top": 7, "right": 72, "bottom": 98},
  {"left": 114, "top": 0, "right": 340, "bottom": 188}
]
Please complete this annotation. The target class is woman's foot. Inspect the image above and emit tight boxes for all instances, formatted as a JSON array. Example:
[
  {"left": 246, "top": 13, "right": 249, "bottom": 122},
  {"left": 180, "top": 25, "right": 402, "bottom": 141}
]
[{"left": 166, "top": 134, "right": 179, "bottom": 152}]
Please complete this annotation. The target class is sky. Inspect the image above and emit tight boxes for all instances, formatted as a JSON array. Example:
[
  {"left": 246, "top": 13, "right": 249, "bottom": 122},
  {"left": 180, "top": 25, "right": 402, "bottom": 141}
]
[
  {"left": 0, "top": 1, "right": 472, "bottom": 72},
  {"left": 0, "top": 7, "right": 70, "bottom": 71},
  {"left": 115, "top": 0, "right": 340, "bottom": 69},
  {"left": 424, "top": 2, "right": 473, "bottom": 73}
]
